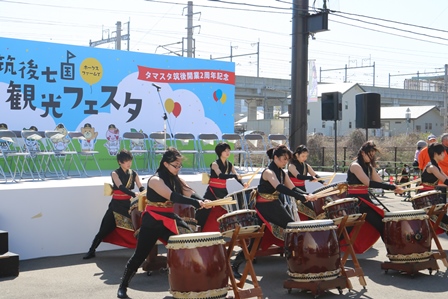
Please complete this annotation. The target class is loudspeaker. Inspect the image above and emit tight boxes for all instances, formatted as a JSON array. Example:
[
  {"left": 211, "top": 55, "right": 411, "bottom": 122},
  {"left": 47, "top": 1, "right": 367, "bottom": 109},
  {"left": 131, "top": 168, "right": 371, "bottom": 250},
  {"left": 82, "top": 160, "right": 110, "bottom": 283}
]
[
  {"left": 355, "top": 93, "right": 381, "bottom": 129},
  {"left": 321, "top": 92, "right": 342, "bottom": 121}
]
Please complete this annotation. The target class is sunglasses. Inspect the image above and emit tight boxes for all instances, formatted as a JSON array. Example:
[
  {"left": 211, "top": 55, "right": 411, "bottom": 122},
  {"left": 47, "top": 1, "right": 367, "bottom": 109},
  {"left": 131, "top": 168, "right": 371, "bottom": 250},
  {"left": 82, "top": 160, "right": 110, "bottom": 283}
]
[{"left": 169, "top": 163, "right": 182, "bottom": 169}]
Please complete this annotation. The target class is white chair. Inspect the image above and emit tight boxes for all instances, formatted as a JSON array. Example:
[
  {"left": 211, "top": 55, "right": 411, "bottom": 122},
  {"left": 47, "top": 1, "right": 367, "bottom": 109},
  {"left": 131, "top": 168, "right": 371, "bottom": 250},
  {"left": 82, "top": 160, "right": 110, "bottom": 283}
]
[
  {"left": 221, "top": 133, "right": 247, "bottom": 171},
  {"left": 0, "top": 130, "right": 35, "bottom": 182},
  {"left": 173, "top": 133, "right": 201, "bottom": 173},
  {"left": 121, "top": 131, "right": 151, "bottom": 174},
  {"left": 243, "top": 134, "right": 268, "bottom": 170},
  {"left": 45, "top": 130, "right": 82, "bottom": 177},
  {"left": 67, "top": 131, "right": 102, "bottom": 177},
  {"left": 197, "top": 133, "right": 220, "bottom": 172},
  {"left": 21, "top": 130, "right": 65, "bottom": 179},
  {"left": 268, "top": 134, "right": 290, "bottom": 149},
  {"left": 148, "top": 132, "right": 173, "bottom": 171}
]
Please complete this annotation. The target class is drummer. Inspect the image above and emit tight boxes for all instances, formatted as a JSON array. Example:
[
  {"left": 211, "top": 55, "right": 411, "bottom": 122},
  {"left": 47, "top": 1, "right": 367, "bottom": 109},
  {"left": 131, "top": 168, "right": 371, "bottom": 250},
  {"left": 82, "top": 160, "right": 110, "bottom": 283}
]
[
  {"left": 231, "top": 145, "right": 317, "bottom": 278},
  {"left": 83, "top": 149, "right": 144, "bottom": 260},
  {"left": 417, "top": 143, "right": 448, "bottom": 231},
  {"left": 196, "top": 142, "right": 248, "bottom": 231},
  {"left": 117, "top": 147, "right": 211, "bottom": 299},
  {"left": 346, "top": 141, "right": 404, "bottom": 254},
  {"left": 288, "top": 144, "right": 325, "bottom": 219}
]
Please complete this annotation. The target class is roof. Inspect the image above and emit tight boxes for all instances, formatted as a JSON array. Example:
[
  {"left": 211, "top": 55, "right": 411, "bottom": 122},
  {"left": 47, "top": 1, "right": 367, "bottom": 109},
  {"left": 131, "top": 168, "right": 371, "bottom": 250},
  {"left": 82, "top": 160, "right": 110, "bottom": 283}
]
[
  {"left": 235, "top": 110, "right": 265, "bottom": 124},
  {"left": 287, "top": 82, "right": 364, "bottom": 99},
  {"left": 380, "top": 105, "right": 437, "bottom": 120}
]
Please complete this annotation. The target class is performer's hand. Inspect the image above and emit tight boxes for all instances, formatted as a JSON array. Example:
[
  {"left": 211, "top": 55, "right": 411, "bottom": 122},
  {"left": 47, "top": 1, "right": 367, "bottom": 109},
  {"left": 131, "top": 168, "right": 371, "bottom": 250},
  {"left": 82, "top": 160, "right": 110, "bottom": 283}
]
[
  {"left": 199, "top": 199, "right": 212, "bottom": 209},
  {"left": 243, "top": 182, "right": 249, "bottom": 189},
  {"left": 394, "top": 186, "right": 405, "bottom": 194},
  {"left": 305, "top": 194, "right": 317, "bottom": 202}
]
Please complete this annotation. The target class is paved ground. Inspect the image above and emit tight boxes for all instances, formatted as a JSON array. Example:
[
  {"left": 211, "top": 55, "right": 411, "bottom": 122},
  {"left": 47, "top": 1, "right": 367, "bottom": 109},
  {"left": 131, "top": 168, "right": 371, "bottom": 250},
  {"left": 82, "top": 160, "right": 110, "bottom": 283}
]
[{"left": 2, "top": 192, "right": 448, "bottom": 299}]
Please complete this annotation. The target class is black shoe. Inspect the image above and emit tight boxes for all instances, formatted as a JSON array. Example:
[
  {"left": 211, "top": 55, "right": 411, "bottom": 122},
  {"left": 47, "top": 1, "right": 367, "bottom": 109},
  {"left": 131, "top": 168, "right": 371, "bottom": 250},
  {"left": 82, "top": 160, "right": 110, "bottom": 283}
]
[
  {"left": 231, "top": 264, "right": 242, "bottom": 279},
  {"left": 83, "top": 250, "right": 95, "bottom": 259},
  {"left": 117, "top": 286, "right": 128, "bottom": 298}
]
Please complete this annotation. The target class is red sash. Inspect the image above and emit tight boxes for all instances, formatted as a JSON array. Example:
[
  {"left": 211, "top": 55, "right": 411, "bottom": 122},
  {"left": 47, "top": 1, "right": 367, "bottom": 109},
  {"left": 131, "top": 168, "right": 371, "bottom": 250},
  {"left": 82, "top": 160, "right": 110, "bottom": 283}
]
[
  {"left": 347, "top": 185, "right": 369, "bottom": 195},
  {"left": 144, "top": 205, "right": 179, "bottom": 236},
  {"left": 290, "top": 177, "right": 305, "bottom": 187},
  {"left": 209, "top": 178, "right": 227, "bottom": 189},
  {"left": 112, "top": 190, "right": 132, "bottom": 200}
]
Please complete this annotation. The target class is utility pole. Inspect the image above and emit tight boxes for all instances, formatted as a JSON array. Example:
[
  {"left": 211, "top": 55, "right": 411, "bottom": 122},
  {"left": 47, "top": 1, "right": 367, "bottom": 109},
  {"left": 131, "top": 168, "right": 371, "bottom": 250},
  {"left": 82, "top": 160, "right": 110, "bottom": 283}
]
[
  {"left": 184, "top": 1, "right": 200, "bottom": 57},
  {"left": 290, "top": 0, "right": 309, "bottom": 149},
  {"left": 210, "top": 42, "right": 260, "bottom": 77},
  {"left": 89, "top": 21, "right": 130, "bottom": 50}
]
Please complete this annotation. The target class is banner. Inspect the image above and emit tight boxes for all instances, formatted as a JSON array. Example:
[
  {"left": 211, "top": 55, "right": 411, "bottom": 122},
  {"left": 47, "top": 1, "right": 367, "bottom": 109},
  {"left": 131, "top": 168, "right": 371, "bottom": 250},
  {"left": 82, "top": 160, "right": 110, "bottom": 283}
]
[{"left": 308, "top": 60, "right": 318, "bottom": 102}]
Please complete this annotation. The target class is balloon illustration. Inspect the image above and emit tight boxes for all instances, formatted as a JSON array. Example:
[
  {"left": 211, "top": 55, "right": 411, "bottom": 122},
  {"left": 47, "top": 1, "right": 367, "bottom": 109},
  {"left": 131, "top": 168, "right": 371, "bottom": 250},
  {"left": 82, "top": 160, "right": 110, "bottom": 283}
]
[
  {"left": 79, "top": 57, "right": 103, "bottom": 86},
  {"left": 220, "top": 94, "right": 227, "bottom": 104},
  {"left": 165, "top": 98, "right": 174, "bottom": 114},
  {"left": 213, "top": 89, "right": 227, "bottom": 104},
  {"left": 172, "top": 102, "right": 182, "bottom": 118}
]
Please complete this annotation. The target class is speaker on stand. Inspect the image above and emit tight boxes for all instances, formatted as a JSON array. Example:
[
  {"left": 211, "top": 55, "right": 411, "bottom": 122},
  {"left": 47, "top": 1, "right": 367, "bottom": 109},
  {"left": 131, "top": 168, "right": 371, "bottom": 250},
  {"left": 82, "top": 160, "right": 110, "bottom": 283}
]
[{"left": 355, "top": 92, "right": 381, "bottom": 140}]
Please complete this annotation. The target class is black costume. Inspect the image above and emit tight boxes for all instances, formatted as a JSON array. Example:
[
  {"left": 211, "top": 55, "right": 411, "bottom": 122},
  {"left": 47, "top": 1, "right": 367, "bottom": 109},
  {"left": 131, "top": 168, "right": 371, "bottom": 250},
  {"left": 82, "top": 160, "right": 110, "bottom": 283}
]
[{"left": 196, "top": 159, "right": 243, "bottom": 229}]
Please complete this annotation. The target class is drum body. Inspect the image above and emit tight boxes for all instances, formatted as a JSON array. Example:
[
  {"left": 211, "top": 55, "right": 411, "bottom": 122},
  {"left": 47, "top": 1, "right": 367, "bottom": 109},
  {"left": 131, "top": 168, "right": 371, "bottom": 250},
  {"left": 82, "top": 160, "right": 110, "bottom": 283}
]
[
  {"left": 312, "top": 182, "right": 348, "bottom": 218},
  {"left": 167, "top": 232, "right": 228, "bottom": 299},
  {"left": 284, "top": 220, "right": 340, "bottom": 281},
  {"left": 217, "top": 209, "right": 259, "bottom": 237},
  {"left": 411, "top": 190, "right": 444, "bottom": 210},
  {"left": 383, "top": 209, "right": 432, "bottom": 263},
  {"left": 225, "top": 187, "right": 257, "bottom": 212},
  {"left": 173, "top": 203, "right": 198, "bottom": 233},
  {"left": 323, "top": 198, "right": 359, "bottom": 221}
]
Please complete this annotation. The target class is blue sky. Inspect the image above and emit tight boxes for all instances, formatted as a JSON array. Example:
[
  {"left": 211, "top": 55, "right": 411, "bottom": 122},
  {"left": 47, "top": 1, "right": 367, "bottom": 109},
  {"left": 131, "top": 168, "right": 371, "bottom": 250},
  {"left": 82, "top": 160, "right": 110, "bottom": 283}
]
[{"left": 1, "top": 0, "right": 448, "bottom": 88}]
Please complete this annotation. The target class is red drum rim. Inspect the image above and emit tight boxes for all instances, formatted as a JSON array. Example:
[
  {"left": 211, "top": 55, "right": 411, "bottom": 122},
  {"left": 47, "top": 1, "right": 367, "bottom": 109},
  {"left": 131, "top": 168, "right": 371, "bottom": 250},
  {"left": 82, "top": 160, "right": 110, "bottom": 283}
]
[{"left": 322, "top": 197, "right": 358, "bottom": 210}]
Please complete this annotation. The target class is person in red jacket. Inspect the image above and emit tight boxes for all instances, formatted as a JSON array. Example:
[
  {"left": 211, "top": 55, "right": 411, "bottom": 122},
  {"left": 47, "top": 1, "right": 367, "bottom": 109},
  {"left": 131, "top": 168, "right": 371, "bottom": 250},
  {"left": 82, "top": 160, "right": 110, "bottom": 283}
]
[{"left": 418, "top": 134, "right": 437, "bottom": 171}]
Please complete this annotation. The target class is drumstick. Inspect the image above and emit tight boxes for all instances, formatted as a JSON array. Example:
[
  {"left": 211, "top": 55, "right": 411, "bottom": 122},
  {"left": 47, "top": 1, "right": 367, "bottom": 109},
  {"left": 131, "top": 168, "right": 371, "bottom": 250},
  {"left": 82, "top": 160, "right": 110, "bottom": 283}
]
[
  {"left": 398, "top": 178, "right": 421, "bottom": 187},
  {"left": 313, "top": 190, "right": 340, "bottom": 199},
  {"left": 314, "top": 186, "right": 338, "bottom": 196},
  {"left": 246, "top": 167, "right": 262, "bottom": 186},
  {"left": 327, "top": 172, "right": 337, "bottom": 185},
  {"left": 384, "top": 185, "right": 423, "bottom": 193},
  {"left": 239, "top": 172, "right": 258, "bottom": 178},
  {"left": 203, "top": 199, "right": 237, "bottom": 208},
  {"left": 314, "top": 174, "right": 336, "bottom": 181}
]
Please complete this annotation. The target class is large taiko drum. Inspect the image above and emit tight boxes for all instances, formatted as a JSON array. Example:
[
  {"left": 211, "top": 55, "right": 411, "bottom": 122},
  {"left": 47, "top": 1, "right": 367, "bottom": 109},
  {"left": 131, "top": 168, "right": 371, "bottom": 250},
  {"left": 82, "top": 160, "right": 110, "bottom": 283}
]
[
  {"left": 217, "top": 209, "right": 259, "bottom": 237},
  {"left": 167, "top": 232, "right": 228, "bottom": 299},
  {"left": 322, "top": 198, "right": 360, "bottom": 223},
  {"left": 383, "top": 209, "right": 432, "bottom": 263},
  {"left": 410, "top": 190, "right": 444, "bottom": 211},
  {"left": 173, "top": 203, "right": 198, "bottom": 233},
  {"left": 312, "top": 182, "right": 348, "bottom": 218},
  {"left": 284, "top": 220, "right": 341, "bottom": 282},
  {"left": 225, "top": 187, "right": 258, "bottom": 212}
]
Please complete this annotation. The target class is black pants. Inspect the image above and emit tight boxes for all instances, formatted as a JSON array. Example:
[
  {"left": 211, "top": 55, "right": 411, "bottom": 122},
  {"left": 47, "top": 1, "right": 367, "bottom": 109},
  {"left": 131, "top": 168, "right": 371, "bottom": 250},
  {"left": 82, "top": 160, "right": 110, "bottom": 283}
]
[
  {"left": 125, "top": 213, "right": 175, "bottom": 272},
  {"left": 92, "top": 199, "right": 130, "bottom": 242}
]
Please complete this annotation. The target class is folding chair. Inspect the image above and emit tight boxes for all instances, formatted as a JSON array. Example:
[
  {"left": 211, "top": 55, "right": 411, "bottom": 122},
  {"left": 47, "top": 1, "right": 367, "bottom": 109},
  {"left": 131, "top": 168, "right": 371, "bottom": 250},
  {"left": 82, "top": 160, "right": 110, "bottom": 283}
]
[
  {"left": 21, "top": 130, "right": 65, "bottom": 179},
  {"left": 221, "top": 133, "right": 247, "bottom": 171},
  {"left": 121, "top": 131, "right": 151, "bottom": 174},
  {"left": 148, "top": 132, "right": 173, "bottom": 171},
  {"left": 0, "top": 160, "right": 6, "bottom": 183},
  {"left": 67, "top": 131, "right": 102, "bottom": 177},
  {"left": 45, "top": 130, "right": 82, "bottom": 177},
  {"left": 267, "top": 134, "right": 290, "bottom": 149},
  {"left": 243, "top": 134, "right": 268, "bottom": 170},
  {"left": 0, "top": 129, "right": 36, "bottom": 182},
  {"left": 173, "top": 133, "right": 201, "bottom": 173},
  {"left": 197, "top": 133, "right": 220, "bottom": 172}
]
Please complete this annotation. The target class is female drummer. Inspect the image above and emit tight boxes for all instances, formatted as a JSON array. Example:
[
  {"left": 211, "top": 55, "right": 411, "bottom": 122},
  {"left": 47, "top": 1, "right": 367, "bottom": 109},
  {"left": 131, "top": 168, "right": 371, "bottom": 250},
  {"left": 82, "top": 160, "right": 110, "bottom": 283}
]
[
  {"left": 196, "top": 142, "right": 248, "bottom": 231},
  {"left": 417, "top": 143, "right": 448, "bottom": 231},
  {"left": 288, "top": 145, "right": 325, "bottom": 219},
  {"left": 83, "top": 149, "right": 144, "bottom": 260},
  {"left": 117, "top": 147, "right": 210, "bottom": 299},
  {"left": 346, "top": 141, "right": 404, "bottom": 253},
  {"left": 231, "top": 145, "right": 317, "bottom": 278}
]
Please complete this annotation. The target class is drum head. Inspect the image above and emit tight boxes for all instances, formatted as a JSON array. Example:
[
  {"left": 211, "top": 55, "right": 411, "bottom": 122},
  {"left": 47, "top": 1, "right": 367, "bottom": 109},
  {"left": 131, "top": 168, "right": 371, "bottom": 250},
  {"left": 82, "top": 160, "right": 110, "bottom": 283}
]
[
  {"left": 411, "top": 190, "right": 441, "bottom": 200},
  {"left": 323, "top": 197, "right": 358, "bottom": 210},
  {"left": 383, "top": 209, "right": 428, "bottom": 222},
  {"left": 167, "top": 232, "right": 225, "bottom": 249},
  {"left": 286, "top": 219, "right": 336, "bottom": 231}
]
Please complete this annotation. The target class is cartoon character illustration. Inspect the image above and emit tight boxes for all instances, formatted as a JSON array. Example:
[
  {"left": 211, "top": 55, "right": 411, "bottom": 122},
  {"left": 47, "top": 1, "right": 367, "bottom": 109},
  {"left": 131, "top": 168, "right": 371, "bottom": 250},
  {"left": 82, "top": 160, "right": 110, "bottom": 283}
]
[
  {"left": 22, "top": 126, "right": 39, "bottom": 157},
  {"left": 80, "top": 123, "right": 98, "bottom": 151},
  {"left": 50, "top": 123, "right": 69, "bottom": 151},
  {"left": 104, "top": 124, "right": 120, "bottom": 156}
]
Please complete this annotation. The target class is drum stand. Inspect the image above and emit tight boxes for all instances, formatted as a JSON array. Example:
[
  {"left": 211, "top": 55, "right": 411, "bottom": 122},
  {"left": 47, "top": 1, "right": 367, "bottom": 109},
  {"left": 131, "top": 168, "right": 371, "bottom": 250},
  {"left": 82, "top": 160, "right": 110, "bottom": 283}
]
[
  {"left": 226, "top": 224, "right": 265, "bottom": 299},
  {"left": 380, "top": 204, "right": 448, "bottom": 276},
  {"left": 141, "top": 242, "right": 167, "bottom": 274},
  {"left": 336, "top": 213, "right": 368, "bottom": 289}
]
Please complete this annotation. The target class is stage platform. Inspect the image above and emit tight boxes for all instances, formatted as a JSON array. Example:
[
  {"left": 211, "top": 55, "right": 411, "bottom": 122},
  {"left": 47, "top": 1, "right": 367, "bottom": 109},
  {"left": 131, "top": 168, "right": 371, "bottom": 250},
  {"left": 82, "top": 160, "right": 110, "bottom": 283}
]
[{"left": 0, "top": 170, "right": 345, "bottom": 260}]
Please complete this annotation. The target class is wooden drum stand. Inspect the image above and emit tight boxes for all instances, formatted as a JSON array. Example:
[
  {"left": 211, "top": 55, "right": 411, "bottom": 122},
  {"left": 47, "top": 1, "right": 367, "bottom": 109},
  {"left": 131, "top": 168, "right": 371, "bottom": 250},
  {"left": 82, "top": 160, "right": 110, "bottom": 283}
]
[
  {"left": 381, "top": 204, "right": 448, "bottom": 276},
  {"left": 226, "top": 224, "right": 266, "bottom": 299}
]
